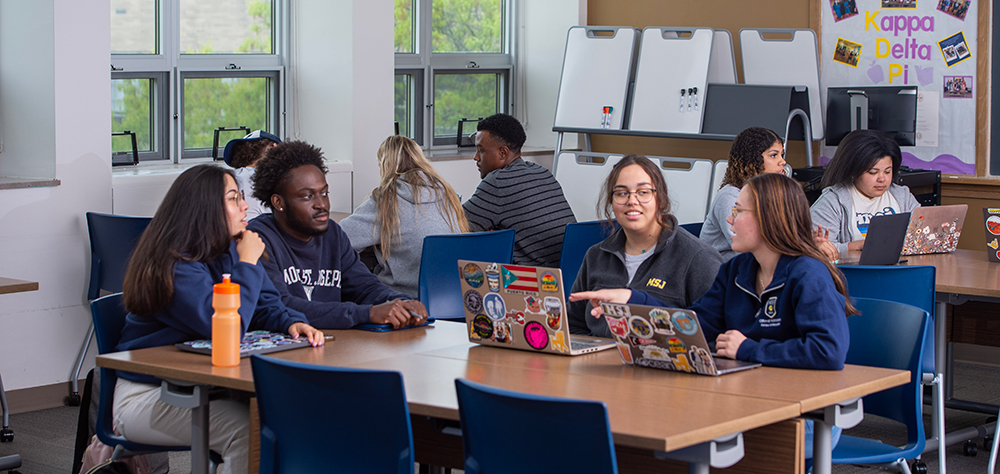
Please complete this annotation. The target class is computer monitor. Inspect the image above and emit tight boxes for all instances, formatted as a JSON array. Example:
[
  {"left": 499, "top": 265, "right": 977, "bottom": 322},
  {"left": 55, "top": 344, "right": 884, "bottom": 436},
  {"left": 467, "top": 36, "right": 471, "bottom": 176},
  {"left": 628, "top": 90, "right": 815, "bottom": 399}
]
[{"left": 825, "top": 86, "right": 918, "bottom": 147}]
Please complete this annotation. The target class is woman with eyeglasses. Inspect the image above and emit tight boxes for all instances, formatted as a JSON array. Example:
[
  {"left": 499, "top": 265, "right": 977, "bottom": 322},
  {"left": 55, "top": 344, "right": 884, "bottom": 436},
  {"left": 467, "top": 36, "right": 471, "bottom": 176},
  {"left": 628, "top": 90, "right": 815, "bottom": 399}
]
[
  {"left": 566, "top": 154, "right": 724, "bottom": 338},
  {"left": 701, "top": 127, "right": 787, "bottom": 261}
]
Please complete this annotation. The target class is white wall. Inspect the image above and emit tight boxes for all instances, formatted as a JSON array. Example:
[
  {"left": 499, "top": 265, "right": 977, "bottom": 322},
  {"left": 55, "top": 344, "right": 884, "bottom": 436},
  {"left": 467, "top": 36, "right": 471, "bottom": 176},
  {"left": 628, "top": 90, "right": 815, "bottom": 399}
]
[
  {"left": 0, "top": 0, "right": 112, "bottom": 391},
  {"left": 291, "top": 0, "right": 393, "bottom": 210}
]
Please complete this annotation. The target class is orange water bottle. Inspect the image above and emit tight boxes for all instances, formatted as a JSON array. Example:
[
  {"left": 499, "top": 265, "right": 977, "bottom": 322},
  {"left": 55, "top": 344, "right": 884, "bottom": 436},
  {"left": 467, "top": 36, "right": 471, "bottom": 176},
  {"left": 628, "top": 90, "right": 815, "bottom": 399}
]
[{"left": 212, "top": 273, "right": 241, "bottom": 367}]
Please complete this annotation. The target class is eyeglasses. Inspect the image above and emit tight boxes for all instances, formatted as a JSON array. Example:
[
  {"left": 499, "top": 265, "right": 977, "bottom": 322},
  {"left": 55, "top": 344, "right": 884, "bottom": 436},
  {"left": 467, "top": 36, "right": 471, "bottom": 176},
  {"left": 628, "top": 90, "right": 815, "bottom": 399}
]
[
  {"left": 731, "top": 207, "right": 753, "bottom": 218},
  {"left": 612, "top": 188, "right": 656, "bottom": 204}
]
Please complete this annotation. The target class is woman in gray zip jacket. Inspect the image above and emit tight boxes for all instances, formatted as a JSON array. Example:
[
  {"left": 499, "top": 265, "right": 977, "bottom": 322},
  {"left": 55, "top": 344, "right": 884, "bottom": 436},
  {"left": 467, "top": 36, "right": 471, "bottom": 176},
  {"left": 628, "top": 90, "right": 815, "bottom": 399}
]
[{"left": 810, "top": 130, "right": 919, "bottom": 256}]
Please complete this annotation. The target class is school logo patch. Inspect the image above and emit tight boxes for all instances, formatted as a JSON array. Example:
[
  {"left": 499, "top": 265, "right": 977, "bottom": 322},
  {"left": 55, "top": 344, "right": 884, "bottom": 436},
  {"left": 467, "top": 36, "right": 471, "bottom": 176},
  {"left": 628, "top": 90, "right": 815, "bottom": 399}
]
[{"left": 764, "top": 296, "right": 778, "bottom": 319}]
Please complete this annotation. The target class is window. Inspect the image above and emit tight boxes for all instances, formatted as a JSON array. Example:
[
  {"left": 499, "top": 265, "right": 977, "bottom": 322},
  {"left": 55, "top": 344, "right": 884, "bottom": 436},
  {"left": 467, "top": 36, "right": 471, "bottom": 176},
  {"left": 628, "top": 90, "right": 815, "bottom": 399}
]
[
  {"left": 394, "top": 0, "right": 515, "bottom": 147},
  {"left": 110, "top": 0, "right": 285, "bottom": 163}
]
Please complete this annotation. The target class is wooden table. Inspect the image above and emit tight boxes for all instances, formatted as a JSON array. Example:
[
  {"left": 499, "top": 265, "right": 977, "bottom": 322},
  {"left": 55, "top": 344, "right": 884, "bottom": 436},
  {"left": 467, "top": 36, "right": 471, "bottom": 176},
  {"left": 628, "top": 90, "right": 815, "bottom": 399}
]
[
  {"left": 0, "top": 278, "right": 37, "bottom": 295},
  {"left": 0, "top": 277, "right": 37, "bottom": 472},
  {"left": 97, "top": 322, "right": 906, "bottom": 474}
]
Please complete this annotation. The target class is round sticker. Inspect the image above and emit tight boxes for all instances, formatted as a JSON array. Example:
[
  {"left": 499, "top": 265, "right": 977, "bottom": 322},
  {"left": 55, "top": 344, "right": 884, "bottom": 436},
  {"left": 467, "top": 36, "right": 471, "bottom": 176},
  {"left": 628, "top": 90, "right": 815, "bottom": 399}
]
[
  {"left": 473, "top": 314, "right": 493, "bottom": 339},
  {"left": 483, "top": 293, "right": 506, "bottom": 320},
  {"left": 667, "top": 337, "right": 686, "bottom": 353},
  {"left": 463, "top": 289, "right": 483, "bottom": 314},
  {"left": 463, "top": 263, "right": 484, "bottom": 288},
  {"left": 671, "top": 311, "right": 699, "bottom": 336},
  {"left": 540, "top": 272, "right": 559, "bottom": 293},
  {"left": 628, "top": 316, "right": 654, "bottom": 338},
  {"left": 988, "top": 215, "right": 1000, "bottom": 235},
  {"left": 524, "top": 321, "right": 549, "bottom": 350}
]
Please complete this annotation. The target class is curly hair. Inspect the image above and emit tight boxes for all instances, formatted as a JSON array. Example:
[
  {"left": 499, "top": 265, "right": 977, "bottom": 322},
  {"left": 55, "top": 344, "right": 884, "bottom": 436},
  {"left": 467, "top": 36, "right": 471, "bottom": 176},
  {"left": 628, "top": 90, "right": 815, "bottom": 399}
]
[
  {"left": 721, "top": 127, "right": 782, "bottom": 189},
  {"left": 477, "top": 113, "right": 526, "bottom": 153},
  {"left": 252, "top": 141, "right": 329, "bottom": 208},
  {"left": 228, "top": 138, "right": 276, "bottom": 168}
]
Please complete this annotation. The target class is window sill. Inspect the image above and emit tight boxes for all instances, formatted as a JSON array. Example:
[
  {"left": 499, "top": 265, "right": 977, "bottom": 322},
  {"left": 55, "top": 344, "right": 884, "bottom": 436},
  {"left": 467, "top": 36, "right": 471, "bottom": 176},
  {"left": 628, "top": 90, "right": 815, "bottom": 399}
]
[
  {"left": 111, "top": 159, "right": 354, "bottom": 178},
  {"left": 0, "top": 177, "right": 61, "bottom": 190},
  {"left": 425, "top": 146, "right": 555, "bottom": 162}
]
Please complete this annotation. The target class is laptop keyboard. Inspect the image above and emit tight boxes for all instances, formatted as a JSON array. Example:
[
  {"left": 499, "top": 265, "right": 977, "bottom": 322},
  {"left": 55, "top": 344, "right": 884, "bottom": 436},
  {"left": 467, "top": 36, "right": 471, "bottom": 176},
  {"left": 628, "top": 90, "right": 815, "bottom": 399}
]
[{"left": 570, "top": 341, "right": 597, "bottom": 351}]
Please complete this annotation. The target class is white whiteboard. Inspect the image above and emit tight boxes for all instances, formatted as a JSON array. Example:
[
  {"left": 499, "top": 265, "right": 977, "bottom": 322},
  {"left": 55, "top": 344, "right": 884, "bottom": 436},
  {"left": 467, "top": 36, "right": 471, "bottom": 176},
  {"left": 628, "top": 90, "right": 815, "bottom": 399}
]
[
  {"left": 553, "top": 27, "right": 638, "bottom": 130},
  {"left": 708, "top": 29, "right": 737, "bottom": 84},
  {"left": 629, "top": 27, "right": 714, "bottom": 134},
  {"left": 553, "top": 152, "right": 623, "bottom": 222},
  {"left": 740, "top": 28, "right": 824, "bottom": 140}
]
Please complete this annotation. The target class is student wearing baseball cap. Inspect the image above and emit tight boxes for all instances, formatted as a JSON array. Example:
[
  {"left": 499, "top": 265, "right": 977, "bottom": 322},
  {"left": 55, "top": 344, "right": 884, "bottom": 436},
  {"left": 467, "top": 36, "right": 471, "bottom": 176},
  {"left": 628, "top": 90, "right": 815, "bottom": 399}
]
[{"left": 223, "top": 130, "right": 281, "bottom": 219}]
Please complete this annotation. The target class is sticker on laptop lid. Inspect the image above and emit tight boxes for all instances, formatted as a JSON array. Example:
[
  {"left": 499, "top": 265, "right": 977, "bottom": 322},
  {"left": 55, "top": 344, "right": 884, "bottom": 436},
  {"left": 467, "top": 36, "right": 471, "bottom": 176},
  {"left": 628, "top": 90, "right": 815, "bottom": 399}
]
[
  {"left": 540, "top": 272, "right": 559, "bottom": 293},
  {"left": 616, "top": 342, "right": 634, "bottom": 364},
  {"left": 671, "top": 311, "right": 699, "bottom": 336},
  {"left": 606, "top": 316, "right": 629, "bottom": 338},
  {"left": 473, "top": 314, "right": 493, "bottom": 339},
  {"left": 463, "top": 289, "right": 483, "bottom": 314},
  {"left": 524, "top": 295, "right": 543, "bottom": 314},
  {"left": 543, "top": 296, "right": 562, "bottom": 330},
  {"left": 524, "top": 321, "right": 549, "bottom": 350},
  {"left": 483, "top": 293, "right": 506, "bottom": 320},
  {"left": 485, "top": 263, "right": 501, "bottom": 292},
  {"left": 672, "top": 353, "right": 694, "bottom": 372},
  {"left": 502, "top": 265, "right": 539, "bottom": 293},
  {"left": 628, "top": 316, "right": 654, "bottom": 338},
  {"left": 667, "top": 337, "right": 686, "bottom": 353},
  {"left": 551, "top": 331, "right": 569, "bottom": 353},
  {"left": 463, "top": 263, "right": 485, "bottom": 288},
  {"left": 627, "top": 335, "right": 656, "bottom": 346},
  {"left": 493, "top": 320, "right": 512, "bottom": 344},
  {"left": 642, "top": 345, "right": 673, "bottom": 361},
  {"left": 506, "top": 310, "right": 526, "bottom": 325},
  {"left": 648, "top": 308, "right": 675, "bottom": 335}
]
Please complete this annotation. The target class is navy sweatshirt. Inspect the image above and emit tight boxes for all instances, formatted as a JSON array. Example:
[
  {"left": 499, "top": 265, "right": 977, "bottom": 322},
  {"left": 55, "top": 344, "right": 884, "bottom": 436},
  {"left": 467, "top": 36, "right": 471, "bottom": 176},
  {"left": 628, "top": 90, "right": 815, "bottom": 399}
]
[
  {"left": 117, "top": 241, "right": 307, "bottom": 384},
  {"left": 629, "top": 253, "right": 850, "bottom": 370},
  {"left": 248, "top": 215, "right": 410, "bottom": 328}
]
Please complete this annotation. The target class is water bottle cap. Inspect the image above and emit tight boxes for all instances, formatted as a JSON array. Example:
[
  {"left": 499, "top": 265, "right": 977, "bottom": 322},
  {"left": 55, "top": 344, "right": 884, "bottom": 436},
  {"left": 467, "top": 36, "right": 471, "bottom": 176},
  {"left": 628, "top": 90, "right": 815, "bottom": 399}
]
[{"left": 214, "top": 273, "right": 240, "bottom": 294}]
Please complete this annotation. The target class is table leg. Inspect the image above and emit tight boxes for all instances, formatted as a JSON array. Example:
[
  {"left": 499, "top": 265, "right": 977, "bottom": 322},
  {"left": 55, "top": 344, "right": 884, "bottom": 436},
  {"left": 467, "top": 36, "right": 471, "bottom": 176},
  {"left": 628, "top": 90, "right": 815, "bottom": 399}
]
[
  {"left": 812, "top": 420, "right": 832, "bottom": 474},
  {"left": 654, "top": 432, "right": 744, "bottom": 472},
  {"left": 160, "top": 381, "right": 211, "bottom": 474},
  {"left": 936, "top": 301, "right": 948, "bottom": 400}
]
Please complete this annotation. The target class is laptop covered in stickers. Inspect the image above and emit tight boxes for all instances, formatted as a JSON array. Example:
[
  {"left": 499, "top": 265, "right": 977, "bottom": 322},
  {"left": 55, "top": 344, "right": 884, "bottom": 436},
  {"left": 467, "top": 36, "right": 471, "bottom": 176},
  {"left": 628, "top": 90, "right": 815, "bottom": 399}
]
[
  {"left": 599, "top": 302, "right": 761, "bottom": 376},
  {"left": 457, "top": 260, "right": 615, "bottom": 356}
]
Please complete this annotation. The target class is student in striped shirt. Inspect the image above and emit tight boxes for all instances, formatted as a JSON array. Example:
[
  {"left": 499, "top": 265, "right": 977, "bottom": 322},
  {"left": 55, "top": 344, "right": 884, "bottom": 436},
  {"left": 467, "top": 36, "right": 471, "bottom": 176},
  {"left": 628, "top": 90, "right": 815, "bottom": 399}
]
[{"left": 462, "top": 114, "right": 576, "bottom": 267}]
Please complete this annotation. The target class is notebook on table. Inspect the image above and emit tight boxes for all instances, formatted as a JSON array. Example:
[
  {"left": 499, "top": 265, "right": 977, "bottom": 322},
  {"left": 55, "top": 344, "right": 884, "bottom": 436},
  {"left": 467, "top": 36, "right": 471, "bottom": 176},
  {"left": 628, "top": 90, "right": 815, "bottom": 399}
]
[
  {"left": 175, "top": 330, "right": 333, "bottom": 357},
  {"left": 354, "top": 317, "right": 436, "bottom": 332},
  {"left": 901, "top": 204, "right": 967, "bottom": 256},
  {"left": 457, "top": 260, "right": 615, "bottom": 356},
  {"left": 837, "top": 212, "right": 911, "bottom": 265},
  {"left": 600, "top": 302, "right": 761, "bottom": 376}
]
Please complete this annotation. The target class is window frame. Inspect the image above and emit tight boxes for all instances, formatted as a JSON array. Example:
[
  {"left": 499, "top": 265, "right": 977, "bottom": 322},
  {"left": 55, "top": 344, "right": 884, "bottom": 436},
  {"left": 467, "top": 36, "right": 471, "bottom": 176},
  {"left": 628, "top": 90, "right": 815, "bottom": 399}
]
[
  {"left": 111, "top": 71, "right": 170, "bottom": 162},
  {"left": 110, "top": 0, "right": 287, "bottom": 164},
  {"left": 394, "top": 0, "right": 517, "bottom": 149}
]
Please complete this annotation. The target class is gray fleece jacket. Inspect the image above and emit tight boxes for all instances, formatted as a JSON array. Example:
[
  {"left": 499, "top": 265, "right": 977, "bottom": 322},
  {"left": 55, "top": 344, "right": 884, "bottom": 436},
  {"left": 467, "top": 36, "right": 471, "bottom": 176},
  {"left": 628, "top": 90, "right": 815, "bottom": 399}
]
[
  {"left": 809, "top": 183, "right": 920, "bottom": 254},
  {"left": 340, "top": 176, "right": 463, "bottom": 297},
  {"left": 568, "top": 215, "right": 724, "bottom": 338}
]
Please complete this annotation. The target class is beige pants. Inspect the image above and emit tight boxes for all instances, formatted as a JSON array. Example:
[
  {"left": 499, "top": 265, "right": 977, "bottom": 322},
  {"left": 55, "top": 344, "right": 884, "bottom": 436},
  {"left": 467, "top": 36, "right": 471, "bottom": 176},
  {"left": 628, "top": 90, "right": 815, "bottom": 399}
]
[{"left": 113, "top": 378, "right": 249, "bottom": 474}]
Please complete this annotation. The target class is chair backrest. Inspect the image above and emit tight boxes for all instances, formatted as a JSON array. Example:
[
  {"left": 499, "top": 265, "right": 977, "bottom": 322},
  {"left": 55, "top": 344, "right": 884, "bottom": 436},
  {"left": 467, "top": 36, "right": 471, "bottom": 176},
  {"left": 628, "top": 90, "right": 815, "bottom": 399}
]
[
  {"left": 559, "top": 221, "right": 616, "bottom": 298},
  {"left": 553, "top": 152, "right": 623, "bottom": 222},
  {"left": 90, "top": 293, "right": 188, "bottom": 453},
  {"left": 679, "top": 222, "right": 704, "bottom": 238},
  {"left": 418, "top": 229, "right": 515, "bottom": 321},
  {"left": 86, "top": 212, "right": 152, "bottom": 300},
  {"left": 847, "top": 297, "right": 929, "bottom": 449},
  {"left": 838, "top": 265, "right": 936, "bottom": 374},
  {"left": 653, "top": 156, "right": 714, "bottom": 224},
  {"left": 709, "top": 160, "right": 728, "bottom": 206},
  {"left": 251, "top": 355, "right": 414, "bottom": 474},
  {"left": 454, "top": 378, "right": 618, "bottom": 474}
]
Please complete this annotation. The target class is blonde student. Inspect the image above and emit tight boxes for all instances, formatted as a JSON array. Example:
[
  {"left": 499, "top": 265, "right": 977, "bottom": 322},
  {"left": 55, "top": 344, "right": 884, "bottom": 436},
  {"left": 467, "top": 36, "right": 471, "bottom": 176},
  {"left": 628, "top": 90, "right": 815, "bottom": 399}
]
[{"left": 340, "top": 135, "right": 469, "bottom": 297}]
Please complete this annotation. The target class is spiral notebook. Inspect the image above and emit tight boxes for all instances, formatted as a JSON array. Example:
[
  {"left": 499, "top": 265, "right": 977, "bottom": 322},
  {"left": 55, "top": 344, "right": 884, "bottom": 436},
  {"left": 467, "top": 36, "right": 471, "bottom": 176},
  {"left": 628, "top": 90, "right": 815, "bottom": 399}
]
[{"left": 175, "top": 330, "right": 333, "bottom": 357}]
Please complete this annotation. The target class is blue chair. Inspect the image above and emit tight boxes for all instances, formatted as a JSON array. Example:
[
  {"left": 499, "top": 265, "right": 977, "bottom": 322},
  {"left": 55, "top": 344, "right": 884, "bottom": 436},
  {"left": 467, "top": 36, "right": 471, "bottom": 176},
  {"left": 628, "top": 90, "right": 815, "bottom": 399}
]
[
  {"left": 831, "top": 297, "right": 931, "bottom": 473},
  {"left": 679, "top": 222, "right": 703, "bottom": 238},
  {"left": 70, "top": 213, "right": 152, "bottom": 405},
  {"left": 837, "top": 265, "right": 944, "bottom": 469},
  {"left": 559, "top": 220, "right": 616, "bottom": 298},
  {"left": 90, "top": 294, "right": 202, "bottom": 462},
  {"left": 418, "top": 229, "right": 515, "bottom": 321},
  {"left": 250, "top": 355, "right": 414, "bottom": 474},
  {"left": 454, "top": 378, "right": 618, "bottom": 474}
]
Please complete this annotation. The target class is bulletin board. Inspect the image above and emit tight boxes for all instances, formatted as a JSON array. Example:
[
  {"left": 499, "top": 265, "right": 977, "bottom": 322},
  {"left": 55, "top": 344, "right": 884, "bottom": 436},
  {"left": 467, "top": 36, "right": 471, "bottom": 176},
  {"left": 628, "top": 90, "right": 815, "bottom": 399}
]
[{"left": 820, "top": 0, "right": 977, "bottom": 175}]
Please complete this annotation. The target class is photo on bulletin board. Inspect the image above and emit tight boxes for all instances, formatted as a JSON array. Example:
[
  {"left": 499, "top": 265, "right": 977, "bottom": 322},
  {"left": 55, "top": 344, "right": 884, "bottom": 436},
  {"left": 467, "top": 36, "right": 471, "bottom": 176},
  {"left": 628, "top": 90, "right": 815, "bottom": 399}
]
[
  {"left": 882, "top": 0, "right": 917, "bottom": 8},
  {"left": 943, "top": 76, "right": 972, "bottom": 98},
  {"left": 833, "top": 38, "right": 862, "bottom": 67},
  {"left": 830, "top": 0, "right": 858, "bottom": 22},
  {"left": 938, "top": 31, "right": 971, "bottom": 67},
  {"left": 937, "top": 0, "right": 970, "bottom": 20}
]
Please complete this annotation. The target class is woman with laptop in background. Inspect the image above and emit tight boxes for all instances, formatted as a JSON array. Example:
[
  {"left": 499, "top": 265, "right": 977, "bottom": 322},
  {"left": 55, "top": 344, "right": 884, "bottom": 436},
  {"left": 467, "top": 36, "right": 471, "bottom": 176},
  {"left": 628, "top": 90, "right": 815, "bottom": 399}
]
[
  {"left": 114, "top": 165, "right": 325, "bottom": 474},
  {"left": 810, "top": 129, "right": 920, "bottom": 258},
  {"left": 570, "top": 173, "right": 854, "bottom": 459},
  {"left": 701, "top": 127, "right": 787, "bottom": 261},
  {"left": 566, "top": 154, "right": 724, "bottom": 339},
  {"left": 340, "top": 135, "right": 469, "bottom": 297}
]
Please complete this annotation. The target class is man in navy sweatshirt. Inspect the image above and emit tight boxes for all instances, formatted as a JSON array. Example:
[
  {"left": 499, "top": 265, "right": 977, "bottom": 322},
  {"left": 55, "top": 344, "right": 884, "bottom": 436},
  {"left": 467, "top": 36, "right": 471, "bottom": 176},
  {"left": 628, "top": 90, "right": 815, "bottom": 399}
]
[{"left": 248, "top": 141, "right": 428, "bottom": 329}]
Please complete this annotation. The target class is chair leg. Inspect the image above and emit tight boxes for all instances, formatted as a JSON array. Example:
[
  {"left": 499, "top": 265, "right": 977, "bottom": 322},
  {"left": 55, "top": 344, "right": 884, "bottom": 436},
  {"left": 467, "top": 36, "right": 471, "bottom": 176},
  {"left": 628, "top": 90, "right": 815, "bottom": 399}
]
[
  {"left": 68, "top": 324, "right": 95, "bottom": 406},
  {"left": 893, "top": 457, "right": 913, "bottom": 474},
  {"left": 989, "top": 403, "right": 1000, "bottom": 474},
  {"left": 933, "top": 374, "right": 946, "bottom": 474}
]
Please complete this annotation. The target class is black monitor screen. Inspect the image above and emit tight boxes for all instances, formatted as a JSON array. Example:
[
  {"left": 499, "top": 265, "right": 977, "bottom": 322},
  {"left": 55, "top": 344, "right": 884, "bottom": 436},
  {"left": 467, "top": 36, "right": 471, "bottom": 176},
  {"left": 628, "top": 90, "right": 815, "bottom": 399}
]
[{"left": 825, "top": 86, "right": 918, "bottom": 147}]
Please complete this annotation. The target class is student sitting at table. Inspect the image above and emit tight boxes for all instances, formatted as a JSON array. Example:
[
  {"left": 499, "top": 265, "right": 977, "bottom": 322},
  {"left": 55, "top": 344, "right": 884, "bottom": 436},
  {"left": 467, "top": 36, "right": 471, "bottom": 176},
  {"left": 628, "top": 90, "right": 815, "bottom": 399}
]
[
  {"left": 223, "top": 130, "right": 281, "bottom": 220},
  {"left": 339, "top": 135, "right": 469, "bottom": 297},
  {"left": 701, "top": 127, "right": 787, "bottom": 261},
  {"left": 567, "top": 154, "right": 723, "bottom": 339},
  {"left": 248, "top": 140, "right": 428, "bottom": 329},
  {"left": 115, "top": 165, "right": 325, "bottom": 474},
  {"left": 570, "top": 173, "right": 854, "bottom": 459},
  {"left": 810, "top": 129, "right": 920, "bottom": 257}
]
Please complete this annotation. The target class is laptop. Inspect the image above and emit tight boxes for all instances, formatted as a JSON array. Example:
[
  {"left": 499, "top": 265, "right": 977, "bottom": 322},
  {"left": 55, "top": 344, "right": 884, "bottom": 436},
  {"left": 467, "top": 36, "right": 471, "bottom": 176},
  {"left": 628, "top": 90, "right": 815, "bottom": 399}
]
[
  {"left": 457, "top": 260, "right": 615, "bottom": 356},
  {"left": 901, "top": 204, "right": 967, "bottom": 256},
  {"left": 175, "top": 330, "right": 334, "bottom": 357},
  {"left": 838, "top": 212, "right": 911, "bottom": 265},
  {"left": 599, "top": 302, "right": 761, "bottom": 376}
]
